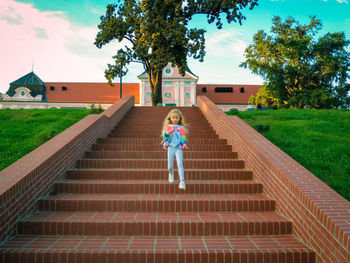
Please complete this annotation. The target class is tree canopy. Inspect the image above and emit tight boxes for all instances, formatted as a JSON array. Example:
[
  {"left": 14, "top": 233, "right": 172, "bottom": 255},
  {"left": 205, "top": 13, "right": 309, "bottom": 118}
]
[
  {"left": 248, "top": 84, "right": 279, "bottom": 109},
  {"left": 240, "top": 16, "right": 350, "bottom": 109},
  {"left": 95, "top": 0, "right": 258, "bottom": 106}
]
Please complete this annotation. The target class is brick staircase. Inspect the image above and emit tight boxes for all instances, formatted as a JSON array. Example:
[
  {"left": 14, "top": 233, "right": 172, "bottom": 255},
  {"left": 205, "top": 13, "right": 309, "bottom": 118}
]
[{"left": 0, "top": 107, "right": 315, "bottom": 262}]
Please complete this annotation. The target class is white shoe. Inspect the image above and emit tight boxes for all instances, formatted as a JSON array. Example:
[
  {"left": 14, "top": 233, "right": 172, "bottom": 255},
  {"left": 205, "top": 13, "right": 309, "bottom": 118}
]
[
  {"left": 168, "top": 172, "right": 174, "bottom": 183},
  {"left": 178, "top": 181, "right": 186, "bottom": 190}
]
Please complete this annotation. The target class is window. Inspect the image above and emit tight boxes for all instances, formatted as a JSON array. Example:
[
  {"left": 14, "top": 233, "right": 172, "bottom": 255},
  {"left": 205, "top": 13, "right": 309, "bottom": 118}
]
[
  {"left": 185, "top": 81, "right": 191, "bottom": 85},
  {"left": 201, "top": 87, "right": 207, "bottom": 93},
  {"left": 62, "top": 86, "right": 67, "bottom": 91},
  {"left": 164, "top": 92, "right": 173, "bottom": 98},
  {"left": 164, "top": 81, "right": 173, "bottom": 84},
  {"left": 146, "top": 92, "right": 151, "bottom": 98},
  {"left": 21, "top": 91, "right": 25, "bottom": 96},
  {"left": 214, "top": 87, "right": 233, "bottom": 93},
  {"left": 50, "top": 86, "right": 55, "bottom": 91},
  {"left": 240, "top": 87, "right": 245, "bottom": 93},
  {"left": 165, "top": 68, "right": 172, "bottom": 75},
  {"left": 185, "top": 92, "right": 191, "bottom": 98}
]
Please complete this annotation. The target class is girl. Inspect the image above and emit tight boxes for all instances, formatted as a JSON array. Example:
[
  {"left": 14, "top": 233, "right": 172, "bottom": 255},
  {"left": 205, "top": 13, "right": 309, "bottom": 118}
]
[{"left": 161, "top": 109, "right": 188, "bottom": 190}]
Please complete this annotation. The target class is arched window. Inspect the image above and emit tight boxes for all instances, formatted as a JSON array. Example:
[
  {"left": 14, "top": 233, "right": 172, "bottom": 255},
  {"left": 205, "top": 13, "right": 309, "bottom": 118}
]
[
  {"left": 240, "top": 87, "right": 245, "bottom": 93},
  {"left": 62, "top": 86, "right": 67, "bottom": 91},
  {"left": 21, "top": 91, "right": 25, "bottom": 96},
  {"left": 201, "top": 87, "right": 207, "bottom": 93},
  {"left": 50, "top": 86, "right": 55, "bottom": 91}
]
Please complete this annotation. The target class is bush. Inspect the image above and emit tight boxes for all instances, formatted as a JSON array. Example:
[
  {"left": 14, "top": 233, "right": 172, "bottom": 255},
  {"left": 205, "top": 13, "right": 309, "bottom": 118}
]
[
  {"left": 36, "top": 129, "right": 56, "bottom": 144},
  {"left": 227, "top": 108, "right": 239, "bottom": 115},
  {"left": 254, "top": 124, "right": 270, "bottom": 132},
  {"left": 89, "top": 104, "right": 104, "bottom": 114}
]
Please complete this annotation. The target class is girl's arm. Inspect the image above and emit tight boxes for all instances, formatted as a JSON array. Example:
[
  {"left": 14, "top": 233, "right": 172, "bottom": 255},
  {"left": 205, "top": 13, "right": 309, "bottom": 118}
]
[
  {"left": 179, "top": 126, "right": 187, "bottom": 149},
  {"left": 163, "top": 125, "right": 174, "bottom": 139}
]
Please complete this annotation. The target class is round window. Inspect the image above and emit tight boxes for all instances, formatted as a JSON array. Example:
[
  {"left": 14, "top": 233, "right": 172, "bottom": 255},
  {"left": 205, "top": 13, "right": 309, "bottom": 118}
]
[
  {"left": 164, "top": 92, "right": 173, "bottom": 98},
  {"left": 165, "top": 68, "right": 171, "bottom": 75},
  {"left": 145, "top": 92, "right": 151, "bottom": 98},
  {"left": 185, "top": 92, "right": 191, "bottom": 98}
]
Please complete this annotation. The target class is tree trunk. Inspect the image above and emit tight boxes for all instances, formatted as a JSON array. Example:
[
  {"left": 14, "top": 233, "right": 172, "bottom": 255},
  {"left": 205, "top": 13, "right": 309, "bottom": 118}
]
[{"left": 149, "top": 71, "right": 163, "bottom": 106}]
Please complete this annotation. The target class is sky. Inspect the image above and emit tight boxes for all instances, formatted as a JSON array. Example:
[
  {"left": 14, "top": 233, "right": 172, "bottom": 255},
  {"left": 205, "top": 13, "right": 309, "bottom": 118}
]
[{"left": 0, "top": 0, "right": 350, "bottom": 94}]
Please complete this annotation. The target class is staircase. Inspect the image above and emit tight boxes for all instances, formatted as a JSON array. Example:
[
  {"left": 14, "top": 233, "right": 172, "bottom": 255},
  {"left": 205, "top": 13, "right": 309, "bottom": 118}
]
[{"left": 0, "top": 107, "right": 315, "bottom": 262}]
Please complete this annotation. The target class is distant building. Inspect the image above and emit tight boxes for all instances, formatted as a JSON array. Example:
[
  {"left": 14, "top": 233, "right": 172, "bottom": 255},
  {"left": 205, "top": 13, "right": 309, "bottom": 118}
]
[{"left": 1, "top": 64, "right": 262, "bottom": 111}]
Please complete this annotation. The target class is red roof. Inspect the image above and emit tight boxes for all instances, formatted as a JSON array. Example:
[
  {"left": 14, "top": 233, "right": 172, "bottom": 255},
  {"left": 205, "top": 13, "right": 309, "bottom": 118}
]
[
  {"left": 45, "top": 82, "right": 140, "bottom": 104},
  {"left": 44, "top": 82, "right": 261, "bottom": 105},
  {"left": 197, "top": 84, "right": 262, "bottom": 104}
]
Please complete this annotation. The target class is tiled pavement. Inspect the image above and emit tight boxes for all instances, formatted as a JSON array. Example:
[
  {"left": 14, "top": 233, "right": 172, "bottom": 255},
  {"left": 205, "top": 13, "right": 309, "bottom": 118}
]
[{"left": 0, "top": 107, "right": 315, "bottom": 262}]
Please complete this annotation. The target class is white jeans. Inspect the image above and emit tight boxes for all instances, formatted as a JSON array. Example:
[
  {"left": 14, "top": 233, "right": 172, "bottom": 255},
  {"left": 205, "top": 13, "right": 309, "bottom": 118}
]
[{"left": 168, "top": 146, "right": 184, "bottom": 180}]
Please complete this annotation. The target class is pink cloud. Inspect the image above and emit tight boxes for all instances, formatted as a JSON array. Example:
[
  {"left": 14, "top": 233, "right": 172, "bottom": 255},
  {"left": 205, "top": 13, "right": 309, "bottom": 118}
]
[{"left": 0, "top": 0, "right": 141, "bottom": 94}]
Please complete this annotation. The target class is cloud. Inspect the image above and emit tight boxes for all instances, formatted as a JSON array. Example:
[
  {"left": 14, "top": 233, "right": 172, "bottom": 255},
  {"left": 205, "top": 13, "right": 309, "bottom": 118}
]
[
  {"left": 206, "top": 29, "right": 248, "bottom": 59},
  {"left": 336, "top": 0, "right": 348, "bottom": 3},
  {"left": 0, "top": 0, "right": 140, "bottom": 94},
  {"left": 0, "top": 0, "right": 263, "bottom": 94}
]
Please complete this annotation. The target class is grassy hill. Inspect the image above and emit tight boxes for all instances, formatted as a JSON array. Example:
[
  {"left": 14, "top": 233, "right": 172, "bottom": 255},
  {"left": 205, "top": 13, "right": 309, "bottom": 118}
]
[
  {"left": 0, "top": 108, "right": 90, "bottom": 172},
  {"left": 226, "top": 109, "right": 350, "bottom": 201},
  {"left": 1, "top": 108, "right": 349, "bottom": 201}
]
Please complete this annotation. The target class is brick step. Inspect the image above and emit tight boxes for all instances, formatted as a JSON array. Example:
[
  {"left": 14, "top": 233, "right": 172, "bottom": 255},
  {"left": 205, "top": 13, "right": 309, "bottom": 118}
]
[
  {"left": 127, "top": 106, "right": 202, "bottom": 112},
  {"left": 117, "top": 118, "right": 211, "bottom": 125},
  {"left": 110, "top": 130, "right": 217, "bottom": 137},
  {"left": 120, "top": 118, "right": 209, "bottom": 124},
  {"left": 76, "top": 159, "right": 245, "bottom": 169},
  {"left": 98, "top": 137, "right": 227, "bottom": 144},
  {"left": 0, "top": 235, "right": 316, "bottom": 263},
  {"left": 126, "top": 107, "right": 203, "bottom": 115},
  {"left": 109, "top": 133, "right": 218, "bottom": 138},
  {"left": 126, "top": 109, "right": 203, "bottom": 115},
  {"left": 116, "top": 123, "right": 212, "bottom": 131},
  {"left": 113, "top": 124, "right": 213, "bottom": 130},
  {"left": 54, "top": 180, "right": 263, "bottom": 194},
  {"left": 85, "top": 151, "right": 237, "bottom": 160},
  {"left": 66, "top": 168, "right": 253, "bottom": 181},
  {"left": 17, "top": 211, "right": 292, "bottom": 236},
  {"left": 38, "top": 193, "right": 275, "bottom": 212},
  {"left": 92, "top": 143, "right": 231, "bottom": 151}
]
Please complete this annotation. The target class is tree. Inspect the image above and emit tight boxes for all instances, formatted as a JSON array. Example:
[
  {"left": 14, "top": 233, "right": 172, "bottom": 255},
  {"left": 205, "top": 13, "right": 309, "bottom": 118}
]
[
  {"left": 248, "top": 84, "right": 279, "bottom": 108},
  {"left": 240, "top": 16, "right": 350, "bottom": 109},
  {"left": 95, "top": 0, "right": 258, "bottom": 106}
]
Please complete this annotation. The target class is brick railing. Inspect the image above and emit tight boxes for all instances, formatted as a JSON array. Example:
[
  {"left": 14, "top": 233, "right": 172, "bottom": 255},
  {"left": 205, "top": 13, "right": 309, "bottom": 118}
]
[
  {"left": 0, "top": 95, "right": 135, "bottom": 244},
  {"left": 197, "top": 95, "right": 350, "bottom": 263}
]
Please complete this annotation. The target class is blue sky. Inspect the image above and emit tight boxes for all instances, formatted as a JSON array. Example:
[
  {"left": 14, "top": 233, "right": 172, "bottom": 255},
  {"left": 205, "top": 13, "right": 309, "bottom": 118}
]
[{"left": 1, "top": 0, "right": 349, "bottom": 93}]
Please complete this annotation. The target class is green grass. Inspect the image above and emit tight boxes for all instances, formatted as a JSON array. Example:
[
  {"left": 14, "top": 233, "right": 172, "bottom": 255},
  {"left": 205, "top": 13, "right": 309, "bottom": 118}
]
[
  {"left": 1, "top": 108, "right": 349, "bottom": 201},
  {"left": 0, "top": 108, "right": 91, "bottom": 171},
  {"left": 226, "top": 109, "right": 350, "bottom": 201}
]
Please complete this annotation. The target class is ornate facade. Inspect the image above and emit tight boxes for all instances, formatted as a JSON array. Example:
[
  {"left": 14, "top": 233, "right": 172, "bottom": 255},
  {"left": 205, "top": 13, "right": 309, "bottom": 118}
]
[
  {"left": 1, "top": 65, "right": 262, "bottom": 110},
  {"left": 138, "top": 63, "right": 198, "bottom": 106}
]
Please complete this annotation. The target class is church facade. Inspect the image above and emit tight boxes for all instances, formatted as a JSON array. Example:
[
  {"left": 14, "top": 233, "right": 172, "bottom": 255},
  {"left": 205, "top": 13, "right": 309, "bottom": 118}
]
[
  {"left": 1, "top": 65, "right": 262, "bottom": 111},
  {"left": 138, "top": 64, "right": 199, "bottom": 107}
]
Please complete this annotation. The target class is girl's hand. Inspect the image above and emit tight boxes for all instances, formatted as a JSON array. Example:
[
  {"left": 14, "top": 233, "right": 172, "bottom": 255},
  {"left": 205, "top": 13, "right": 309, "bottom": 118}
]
[{"left": 180, "top": 144, "right": 188, "bottom": 150}]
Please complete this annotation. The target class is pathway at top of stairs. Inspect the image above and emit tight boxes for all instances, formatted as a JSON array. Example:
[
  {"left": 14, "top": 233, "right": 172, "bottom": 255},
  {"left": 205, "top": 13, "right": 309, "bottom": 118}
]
[{"left": 0, "top": 107, "right": 315, "bottom": 263}]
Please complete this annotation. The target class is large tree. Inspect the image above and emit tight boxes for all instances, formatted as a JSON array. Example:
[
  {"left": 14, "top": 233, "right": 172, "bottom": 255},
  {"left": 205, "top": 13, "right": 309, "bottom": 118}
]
[
  {"left": 95, "top": 0, "right": 258, "bottom": 106},
  {"left": 240, "top": 16, "right": 350, "bottom": 109}
]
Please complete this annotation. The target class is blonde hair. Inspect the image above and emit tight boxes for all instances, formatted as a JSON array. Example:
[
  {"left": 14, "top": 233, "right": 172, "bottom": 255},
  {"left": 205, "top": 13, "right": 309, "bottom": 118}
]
[{"left": 161, "top": 109, "right": 188, "bottom": 142}]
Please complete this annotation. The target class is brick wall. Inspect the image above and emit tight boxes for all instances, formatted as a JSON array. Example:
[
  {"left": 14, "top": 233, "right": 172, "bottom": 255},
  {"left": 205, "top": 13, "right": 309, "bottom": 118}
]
[
  {"left": 0, "top": 95, "right": 135, "bottom": 245},
  {"left": 197, "top": 95, "right": 350, "bottom": 263}
]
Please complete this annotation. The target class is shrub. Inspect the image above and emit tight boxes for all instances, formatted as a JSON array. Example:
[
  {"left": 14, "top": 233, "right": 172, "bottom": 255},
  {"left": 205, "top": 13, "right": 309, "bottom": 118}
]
[
  {"left": 36, "top": 129, "right": 56, "bottom": 144},
  {"left": 227, "top": 108, "right": 239, "bottom": 115},
  {"left": 254, "top": 124, "right": 270, "bottom": 132},
  {"left": 89, "top": 104, "right": 104, "bottom": 114}
]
